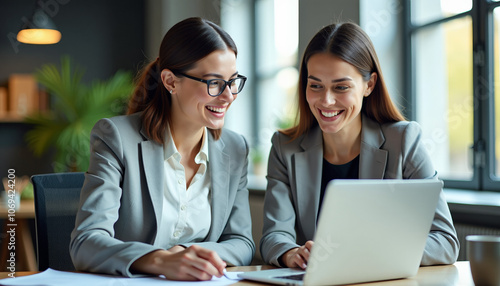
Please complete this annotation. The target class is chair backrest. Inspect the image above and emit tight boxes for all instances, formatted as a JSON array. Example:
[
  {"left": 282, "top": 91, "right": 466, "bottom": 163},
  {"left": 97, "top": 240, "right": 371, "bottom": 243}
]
[{"left": 31, "top": 172, "right": 85, "bottom": 271}]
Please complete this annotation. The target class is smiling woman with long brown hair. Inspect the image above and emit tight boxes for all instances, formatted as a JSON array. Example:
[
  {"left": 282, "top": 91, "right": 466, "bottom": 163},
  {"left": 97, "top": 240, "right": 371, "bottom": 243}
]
[{"left": 260, "top": 22, "right": 459, "bottom": 269}]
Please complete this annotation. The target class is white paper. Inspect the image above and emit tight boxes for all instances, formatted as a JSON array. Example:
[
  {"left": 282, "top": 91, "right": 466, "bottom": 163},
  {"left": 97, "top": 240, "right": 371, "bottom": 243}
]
[{"left": 0, "top": 269, "right": 243, "bottom": 286}]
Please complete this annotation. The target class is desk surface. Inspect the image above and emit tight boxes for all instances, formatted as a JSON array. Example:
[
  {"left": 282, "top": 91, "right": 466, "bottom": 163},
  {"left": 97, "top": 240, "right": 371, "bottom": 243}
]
[{"left": 0, "top": 261, "right": 474, "bottom": 285}]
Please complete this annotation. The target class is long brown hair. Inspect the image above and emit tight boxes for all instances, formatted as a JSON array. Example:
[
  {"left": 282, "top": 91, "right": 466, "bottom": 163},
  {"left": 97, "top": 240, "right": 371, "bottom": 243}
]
[
  {"left": 127, "top": 17, "right": 238, "bottom": 143},
  {"left": 282, "top": 22, "right": 405, "bottom": 140}
]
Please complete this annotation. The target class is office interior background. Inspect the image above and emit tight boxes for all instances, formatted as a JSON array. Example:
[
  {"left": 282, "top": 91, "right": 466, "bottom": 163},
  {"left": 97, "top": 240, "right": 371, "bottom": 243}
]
[{"left": 1, "top": 0, "right": 500, "bottom": 264}]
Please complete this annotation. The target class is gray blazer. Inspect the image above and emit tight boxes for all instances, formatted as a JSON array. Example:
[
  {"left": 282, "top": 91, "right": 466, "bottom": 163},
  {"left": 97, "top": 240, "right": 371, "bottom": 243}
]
[
  {"left": 70, "top": 113, "right": 255, "bottom": 277},
  {"left": 260, "top": 115, "right": 459, "bottom": 266}
]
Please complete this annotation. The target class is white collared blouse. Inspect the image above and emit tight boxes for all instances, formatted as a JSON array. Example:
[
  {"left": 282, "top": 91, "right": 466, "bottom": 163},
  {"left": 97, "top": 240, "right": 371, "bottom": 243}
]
[{"left": 157, "top": 127, "right": 212, "bottom": 249}]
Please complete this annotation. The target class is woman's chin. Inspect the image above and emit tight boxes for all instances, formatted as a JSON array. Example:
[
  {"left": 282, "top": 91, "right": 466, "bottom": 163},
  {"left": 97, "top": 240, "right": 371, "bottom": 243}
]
[{"left": 206, "top": 120, "right": 225, "bottom": 130}]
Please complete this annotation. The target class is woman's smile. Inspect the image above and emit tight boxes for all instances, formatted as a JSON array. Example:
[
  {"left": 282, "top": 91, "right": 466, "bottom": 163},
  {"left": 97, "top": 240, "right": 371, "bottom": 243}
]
[
  {"left": 206, "top": 105, "right": 228, "bottom": 117},
  {"left": 319, "top": 108, "right": 344, "bottom": 119}
]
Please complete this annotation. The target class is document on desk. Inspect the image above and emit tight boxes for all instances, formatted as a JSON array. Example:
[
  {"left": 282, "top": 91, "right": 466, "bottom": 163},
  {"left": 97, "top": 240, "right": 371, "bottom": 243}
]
[{"left": 0, "top": 268, "right": 243, "bottom": 286}]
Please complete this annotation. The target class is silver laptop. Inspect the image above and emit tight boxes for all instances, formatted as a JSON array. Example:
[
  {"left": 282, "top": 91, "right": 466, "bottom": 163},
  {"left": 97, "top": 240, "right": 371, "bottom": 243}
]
[{"left": 239, "top": 179, "right": 442, "bottom": 286}]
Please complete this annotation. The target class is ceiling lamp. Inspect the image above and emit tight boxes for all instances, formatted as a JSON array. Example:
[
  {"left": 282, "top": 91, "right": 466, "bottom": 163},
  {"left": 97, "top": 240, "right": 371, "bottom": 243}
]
[{"left": 17, "top": 2, "right": 61, "bottom": 44}]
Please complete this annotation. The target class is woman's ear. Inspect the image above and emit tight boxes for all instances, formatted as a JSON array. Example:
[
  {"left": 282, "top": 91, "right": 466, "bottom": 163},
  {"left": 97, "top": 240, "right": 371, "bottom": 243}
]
[
  {"left": 160, "top": 69, "right": 177, "bottom": 94},
  {"left": 365, "top": 72, "right": 378, "bottom": 97}
]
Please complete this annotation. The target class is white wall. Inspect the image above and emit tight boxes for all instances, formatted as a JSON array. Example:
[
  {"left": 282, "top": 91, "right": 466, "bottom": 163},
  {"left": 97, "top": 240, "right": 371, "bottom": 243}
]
[{"left": 220, "top": 0, "right": 254, "bottom": 143}]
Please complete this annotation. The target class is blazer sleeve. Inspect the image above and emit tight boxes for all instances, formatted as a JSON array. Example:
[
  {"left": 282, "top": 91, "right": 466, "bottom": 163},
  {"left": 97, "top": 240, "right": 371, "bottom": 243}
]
[
  {"left": 401, "top": 122, "right": 460, "bottom": 265},
  {"left": 181, "top": 133, "right": 255, "bottom": 266},
  {"left": 70, "top": 118, "right": 162, "bottom": 277},
  {"left": 260, "top": 132, "right": 300, "bottom": 266}
]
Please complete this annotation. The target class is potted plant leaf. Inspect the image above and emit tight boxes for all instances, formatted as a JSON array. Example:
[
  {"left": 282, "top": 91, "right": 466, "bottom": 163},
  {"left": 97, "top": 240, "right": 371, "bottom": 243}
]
[{"left": 25, "top": 56, "right": 135, "bottom": 172}]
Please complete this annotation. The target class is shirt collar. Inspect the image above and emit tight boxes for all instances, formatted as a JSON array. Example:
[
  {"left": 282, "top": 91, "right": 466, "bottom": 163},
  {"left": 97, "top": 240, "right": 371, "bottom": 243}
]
[
  {"left": 196, "top": 128, "right": 209, "bottom": 164},
  {"left": 164, "top": 126, "right": 209, "bottom": 163}
]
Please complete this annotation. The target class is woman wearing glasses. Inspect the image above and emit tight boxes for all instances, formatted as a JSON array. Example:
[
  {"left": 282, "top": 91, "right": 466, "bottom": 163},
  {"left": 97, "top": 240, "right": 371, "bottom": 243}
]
[{"left": 70, "top": 17, "right": 254, "bottom": 280}]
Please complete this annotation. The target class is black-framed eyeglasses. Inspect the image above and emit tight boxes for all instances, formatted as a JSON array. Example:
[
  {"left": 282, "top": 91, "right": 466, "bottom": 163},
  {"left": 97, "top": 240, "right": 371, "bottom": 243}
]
[{"left": 178, "top": 73, "right": 247, "bottom": 97}]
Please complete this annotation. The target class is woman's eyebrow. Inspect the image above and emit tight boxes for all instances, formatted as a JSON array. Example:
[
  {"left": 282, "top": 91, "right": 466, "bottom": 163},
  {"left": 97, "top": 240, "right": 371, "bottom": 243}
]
[
  {"left": 332, "top": 77, "right": 353, "bottom": 83},
  {"left": 307, "top": 75, "right": 322, "bottom": 81},
  {"left": 308, "top": 75, "right": 353, "bottom": 83},
  {"left": 202, "top": 71, "right": 239, "bottom": 78}
]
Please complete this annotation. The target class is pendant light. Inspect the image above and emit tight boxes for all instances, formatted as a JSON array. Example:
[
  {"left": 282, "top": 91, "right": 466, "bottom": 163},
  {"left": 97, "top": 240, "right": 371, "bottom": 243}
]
[{"left": 17, "top": 1, "right": 62, "bottom": 44}]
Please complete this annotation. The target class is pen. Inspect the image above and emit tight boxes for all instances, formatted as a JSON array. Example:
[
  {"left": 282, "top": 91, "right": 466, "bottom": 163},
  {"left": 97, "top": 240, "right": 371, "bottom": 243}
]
[{"left": 222, "top": 268, "right": 231, "bottom": 279}]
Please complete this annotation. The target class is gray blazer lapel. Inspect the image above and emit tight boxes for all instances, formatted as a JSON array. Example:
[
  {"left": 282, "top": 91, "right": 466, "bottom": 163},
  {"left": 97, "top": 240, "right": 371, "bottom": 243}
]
[
  {"left": 295, "top": 127, "right": 323, "bottom": 236},
  {"left": 359, "top": 115, "right": 388, "bottom": 179},
  {"left": 206, "top": 133, "right": 229, "bottom": 240},
  {"left": 139, "top": 127, "right": 165, "bottom": 242}
]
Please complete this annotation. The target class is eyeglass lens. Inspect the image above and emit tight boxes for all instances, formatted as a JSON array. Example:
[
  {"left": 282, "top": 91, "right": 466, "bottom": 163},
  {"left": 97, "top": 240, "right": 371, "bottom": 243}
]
[{"left": 208, "top": 78, "right": 245, "bottom": 96}]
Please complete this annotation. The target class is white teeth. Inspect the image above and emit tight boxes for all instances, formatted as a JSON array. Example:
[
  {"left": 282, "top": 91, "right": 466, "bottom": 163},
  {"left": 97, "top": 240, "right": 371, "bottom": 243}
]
[
  {"left": 321, "top": 110, "right": 339, "bottom": 117},
  {"left": 207, "top": 106, "right": 225, "bottom": 113}
]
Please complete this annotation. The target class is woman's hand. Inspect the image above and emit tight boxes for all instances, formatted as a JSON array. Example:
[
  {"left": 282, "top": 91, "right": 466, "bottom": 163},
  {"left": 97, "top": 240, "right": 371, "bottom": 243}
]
[
  {"left": 281, "top": 240, "right": 314, "bottom": 269},
  {"left": 168, "top": 245, "right": 188, "bottom": 254},
  {"left": 131, "top": 245, "right": 226, "bottom": 280}
]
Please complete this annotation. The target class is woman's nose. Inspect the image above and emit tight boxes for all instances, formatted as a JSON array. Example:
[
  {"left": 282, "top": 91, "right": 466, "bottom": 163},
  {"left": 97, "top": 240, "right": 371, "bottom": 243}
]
[
  {"left": 217, "top": 85, "right": 235, "bottom": 102},
  {"left": 320, "top": 89, "right": 336, "bottom": 105}
]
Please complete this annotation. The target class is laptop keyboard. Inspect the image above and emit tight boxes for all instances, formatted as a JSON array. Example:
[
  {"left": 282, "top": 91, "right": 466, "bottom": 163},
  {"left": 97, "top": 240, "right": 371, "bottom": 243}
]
[{"left": 275, "top": 273, "right": 305, "bottom": 281}]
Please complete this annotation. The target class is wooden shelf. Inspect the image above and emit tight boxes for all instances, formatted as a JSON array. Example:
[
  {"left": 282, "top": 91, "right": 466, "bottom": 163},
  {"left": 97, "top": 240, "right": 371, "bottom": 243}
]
[
  {"left": 0, "top": 112, "right": 49, "bottom": 123},
  {"left": 0, "top": 115, "right": 25, "bottom": 123}
]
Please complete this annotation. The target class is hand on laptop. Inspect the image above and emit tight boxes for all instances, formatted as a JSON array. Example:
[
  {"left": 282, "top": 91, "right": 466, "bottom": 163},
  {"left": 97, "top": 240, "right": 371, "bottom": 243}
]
[
  {"left": 281, "top": 240, "right": 314, "bottom": 269},
  {"left": 130, "top": 245, "right": 226, "bottom": 280}
]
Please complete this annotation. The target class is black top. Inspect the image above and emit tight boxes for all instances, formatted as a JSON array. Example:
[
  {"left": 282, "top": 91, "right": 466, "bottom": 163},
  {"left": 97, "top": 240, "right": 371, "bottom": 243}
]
[{"left": 319, "top": 155, "right": 360, "bottom": 216}]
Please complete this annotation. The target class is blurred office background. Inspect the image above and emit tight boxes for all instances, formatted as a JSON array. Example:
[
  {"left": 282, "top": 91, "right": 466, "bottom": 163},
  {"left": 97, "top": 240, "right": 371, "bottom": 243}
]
[{"left": 3, "top": 0, "right": 500, "bottom": 192}]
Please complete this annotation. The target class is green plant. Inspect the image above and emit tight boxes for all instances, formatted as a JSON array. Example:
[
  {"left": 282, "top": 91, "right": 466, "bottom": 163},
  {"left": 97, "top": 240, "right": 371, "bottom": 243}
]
[
  {"left": 21, "top": 182, "right": 34, "bottom": 200},
  {"left": 25, "top": 56, "right": 134, "bottom": 172},
  {"left": 250, "top": 146, "right": 264, "bottom": 165}
]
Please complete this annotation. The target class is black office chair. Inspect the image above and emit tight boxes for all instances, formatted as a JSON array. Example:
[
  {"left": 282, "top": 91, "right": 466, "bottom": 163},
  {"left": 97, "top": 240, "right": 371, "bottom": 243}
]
[{"left": 31, "top": 172, "right": 85, "bottom": 271}]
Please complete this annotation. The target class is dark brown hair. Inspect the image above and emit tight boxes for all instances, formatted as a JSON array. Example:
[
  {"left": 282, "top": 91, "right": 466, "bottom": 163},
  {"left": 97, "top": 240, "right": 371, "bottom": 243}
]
[
  {"left": 282, "top": 22, "right": 405, "bottom": 140},
  {"left": 127, "top": 17, "right": 238, "bottom": 143}
]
